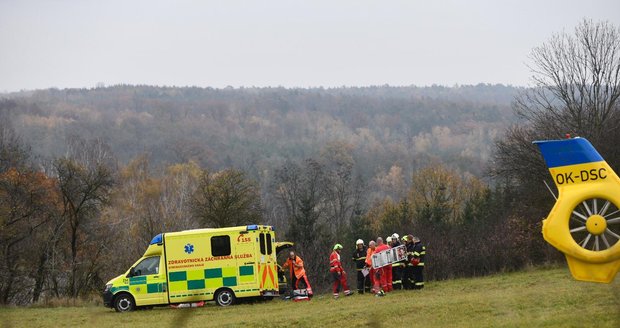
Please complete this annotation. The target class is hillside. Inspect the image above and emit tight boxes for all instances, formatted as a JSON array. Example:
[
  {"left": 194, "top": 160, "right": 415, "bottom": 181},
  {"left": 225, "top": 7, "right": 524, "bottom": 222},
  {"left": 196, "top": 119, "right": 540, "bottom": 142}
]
[
  {"left": 1, "top": 84, "right": 518, "bottom": 178},
  {"left": 1, "top": 266, "right": 618, "bottom": 328}
]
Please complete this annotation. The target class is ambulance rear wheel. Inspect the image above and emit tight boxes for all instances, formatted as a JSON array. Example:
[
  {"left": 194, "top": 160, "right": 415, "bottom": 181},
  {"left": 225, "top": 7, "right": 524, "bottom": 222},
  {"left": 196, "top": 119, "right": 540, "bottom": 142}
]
[
  {"left": 215, "top": 289, "right": 235, "bottom": 307},
  {"left": 114, "top": 293, "right": 135, "bottom": 312}
]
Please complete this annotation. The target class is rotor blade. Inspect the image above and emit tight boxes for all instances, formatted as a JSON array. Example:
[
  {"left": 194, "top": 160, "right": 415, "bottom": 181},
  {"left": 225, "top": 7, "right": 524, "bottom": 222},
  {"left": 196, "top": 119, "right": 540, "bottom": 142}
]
[
  {"left": 601, "top": 234, "right": 611, "bottom": 249},
  {"left": 582, "top": 201, "right": 593, "bottom": 216},
  {"left": 581, "top": 233, "right": 592, "bottom": 248},
  {"left": 606, "top": 217, "right": 620, "bottom": 225},
  {"left": 572, "top": 211, "right": 588, "bottom": 222},
  {"left": 605, "top": 229, "right": 620, "bottom": 240},
  {"left": 570, "top": 226, "right": 587, "bottom": 233},
  {"left": 594, "top": 236, "right": 599, "bottom": 251},
  {"left": 600, "top": 201, "right": 611, "bottom": 216}
]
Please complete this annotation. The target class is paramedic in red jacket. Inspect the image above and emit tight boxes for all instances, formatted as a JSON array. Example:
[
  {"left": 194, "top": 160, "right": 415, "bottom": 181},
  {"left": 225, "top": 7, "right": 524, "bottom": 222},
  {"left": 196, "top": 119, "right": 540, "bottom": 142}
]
[{"left": 330, "top": 244, "right": 353, "bottom": 298}]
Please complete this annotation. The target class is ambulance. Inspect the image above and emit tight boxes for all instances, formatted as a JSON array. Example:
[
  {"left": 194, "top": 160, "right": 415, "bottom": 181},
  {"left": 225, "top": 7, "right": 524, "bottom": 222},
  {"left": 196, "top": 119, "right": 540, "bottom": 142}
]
[{"left": 102, "top": 225, "right": 282, "bottom": 311}]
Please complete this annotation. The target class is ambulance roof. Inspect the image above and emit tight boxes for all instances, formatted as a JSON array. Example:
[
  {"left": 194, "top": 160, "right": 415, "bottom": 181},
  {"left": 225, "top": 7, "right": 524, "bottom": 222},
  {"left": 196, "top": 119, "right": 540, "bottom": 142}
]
[{"left": 149, "top": 225, "right": 274, "bottom": 245}]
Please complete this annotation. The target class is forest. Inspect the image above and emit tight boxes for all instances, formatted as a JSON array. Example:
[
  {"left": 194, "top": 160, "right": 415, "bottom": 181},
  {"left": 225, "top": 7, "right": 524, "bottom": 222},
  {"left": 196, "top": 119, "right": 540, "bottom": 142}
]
[{"left": 1, "top": 19, "right": 619, "bottom": 304}]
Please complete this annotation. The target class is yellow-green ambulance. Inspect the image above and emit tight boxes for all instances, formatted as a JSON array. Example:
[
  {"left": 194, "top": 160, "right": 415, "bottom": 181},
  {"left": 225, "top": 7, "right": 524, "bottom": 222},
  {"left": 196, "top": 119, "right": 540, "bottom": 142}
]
[{"left": 103, "top": 225, "right": 281, "bottom": 311}]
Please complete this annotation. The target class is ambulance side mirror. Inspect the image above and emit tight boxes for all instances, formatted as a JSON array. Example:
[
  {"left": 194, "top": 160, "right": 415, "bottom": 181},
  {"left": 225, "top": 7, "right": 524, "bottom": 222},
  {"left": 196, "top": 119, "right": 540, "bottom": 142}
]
[{"left": 128, "top": 267, "right": 136, "bottom": 277}]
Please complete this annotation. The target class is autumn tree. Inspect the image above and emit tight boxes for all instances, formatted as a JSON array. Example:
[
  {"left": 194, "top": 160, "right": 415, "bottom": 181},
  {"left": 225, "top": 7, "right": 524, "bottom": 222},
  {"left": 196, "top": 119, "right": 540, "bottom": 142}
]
[
  {"left": 54, "top": 138, "right": 116, "bottom": 297},
  {"left": 0, "top": 168, "right": 60, "bottom": 304},
  {"left": 192, "top": 168, "right": 262, "bottom": 228},
  {"left": 160, "top": 161, "right": 201, "bottom": 231}
]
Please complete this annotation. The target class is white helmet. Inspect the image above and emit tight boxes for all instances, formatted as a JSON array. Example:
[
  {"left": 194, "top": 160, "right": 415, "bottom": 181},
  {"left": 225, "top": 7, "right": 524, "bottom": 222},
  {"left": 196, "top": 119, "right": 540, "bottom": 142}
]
[
  {"left": 356, "top": 239, "right": 364, "bottom": 245},
  {"left": 392, "top": 233, "right": 399, "bottom": 240},
  {"left": 386, "top": 236, "right": 393, "bottom": 243}
]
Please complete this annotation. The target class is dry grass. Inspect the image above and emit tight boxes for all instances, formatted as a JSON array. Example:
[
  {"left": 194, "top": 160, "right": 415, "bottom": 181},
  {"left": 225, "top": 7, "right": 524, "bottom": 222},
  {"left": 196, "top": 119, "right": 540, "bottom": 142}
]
[{"left": 1, "top": 266, "right": 618, "bottom": 328}]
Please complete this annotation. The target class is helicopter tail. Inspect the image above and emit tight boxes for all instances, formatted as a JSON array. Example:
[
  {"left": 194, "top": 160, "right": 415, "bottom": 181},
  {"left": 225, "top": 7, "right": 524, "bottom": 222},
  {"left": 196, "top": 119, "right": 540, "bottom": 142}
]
[
  {"left": 533, "top": 137, "right": 620, "bottom": 283},
  {"left": 533, "top": 137, "right": 618, "bottom": 190}
]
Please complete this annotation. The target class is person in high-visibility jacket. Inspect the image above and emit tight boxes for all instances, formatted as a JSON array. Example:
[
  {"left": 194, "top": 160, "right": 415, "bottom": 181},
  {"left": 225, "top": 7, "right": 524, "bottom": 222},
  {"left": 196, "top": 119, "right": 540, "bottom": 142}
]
[
  {"left": 384, "top": 237, "right": 393, "bottom": 292},
  {"left": 351, "top": 239, "right": 368, "bottom": 294},
  {"left": 373, "top": 237, "right": 390, "bottom": 296},
  {"left": 410, "top": 236, "right": 426, "bottom": 289},
  {"left": 365, "top": 240, "right": 376, "bottom": 291},
  {"left": 281, "top": 251, "right": 313, "bottom": 296},
  {"left": 330, "top": 244, "right": 353, "bottom": 298},
  {"left": 403, "top": 235, "right": 415, "bottom": 289},
  {"left": 390, "top": 233, "right": 405, "bottom": 290}
]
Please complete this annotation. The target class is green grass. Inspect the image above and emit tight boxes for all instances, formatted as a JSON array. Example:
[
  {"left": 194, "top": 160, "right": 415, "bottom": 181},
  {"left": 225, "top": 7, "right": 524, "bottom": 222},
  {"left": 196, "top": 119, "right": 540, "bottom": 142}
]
[{"left": 1, "top": 266, "right": 618, "bottom": 328}]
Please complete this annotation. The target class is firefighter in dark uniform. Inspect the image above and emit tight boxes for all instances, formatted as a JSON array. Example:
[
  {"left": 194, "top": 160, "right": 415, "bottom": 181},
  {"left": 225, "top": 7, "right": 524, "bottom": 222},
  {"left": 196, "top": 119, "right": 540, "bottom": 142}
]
[
  {"left": 389, "top": 233, "right": 405, "bottom": 290},
  {"left": 411, "top": 236, "right": 426, "bottom": 289},
  {"left": 352, "top": 239, "right": 369, "bottom": 294},
  {"left": 403, "top": 234, "right": 415, "bottom": 289}
]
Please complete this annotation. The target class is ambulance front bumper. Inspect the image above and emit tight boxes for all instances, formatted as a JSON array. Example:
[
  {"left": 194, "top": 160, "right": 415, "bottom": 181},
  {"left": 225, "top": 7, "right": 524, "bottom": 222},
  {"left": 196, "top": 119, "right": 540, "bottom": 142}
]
[{"left": 102, "top": 290, "right": 114, "bottom": 307}]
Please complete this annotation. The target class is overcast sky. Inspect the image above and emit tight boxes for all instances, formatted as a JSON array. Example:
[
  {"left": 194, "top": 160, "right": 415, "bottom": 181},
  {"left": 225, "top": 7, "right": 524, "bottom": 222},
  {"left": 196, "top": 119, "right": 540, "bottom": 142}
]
[{"left": 0, "top": 0, "right": 619, "bottom": 92}]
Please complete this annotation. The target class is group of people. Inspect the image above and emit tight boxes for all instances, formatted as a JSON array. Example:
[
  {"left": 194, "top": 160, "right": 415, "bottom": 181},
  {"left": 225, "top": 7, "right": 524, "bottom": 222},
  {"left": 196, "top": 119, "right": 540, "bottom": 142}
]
[
  {"left": 280, "top": 233, "right": 425, "bottom": 299},
  {"left": 352, "top": 234, "right": 426, "bottom": 297}
]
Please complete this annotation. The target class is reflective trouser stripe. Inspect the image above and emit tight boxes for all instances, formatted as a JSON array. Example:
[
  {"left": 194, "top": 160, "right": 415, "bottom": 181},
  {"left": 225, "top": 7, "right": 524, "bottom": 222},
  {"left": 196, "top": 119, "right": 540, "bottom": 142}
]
[
  {"left": 393, "top": 280, "right": 402, "bottom": 284},
  {"left": 415, "top": 282, "right": 424, "bottom": 286}
]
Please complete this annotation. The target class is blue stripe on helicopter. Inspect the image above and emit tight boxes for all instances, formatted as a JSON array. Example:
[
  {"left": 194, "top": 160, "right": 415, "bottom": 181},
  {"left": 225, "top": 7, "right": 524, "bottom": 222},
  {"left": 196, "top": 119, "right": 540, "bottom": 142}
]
[{"left": 533, "top": 138, "right": 603, "bottom": 168}]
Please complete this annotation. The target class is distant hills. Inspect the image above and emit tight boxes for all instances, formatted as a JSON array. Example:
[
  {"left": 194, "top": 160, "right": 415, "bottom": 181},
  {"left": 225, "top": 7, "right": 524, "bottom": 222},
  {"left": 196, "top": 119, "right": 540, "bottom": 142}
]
[{"left": 1, "top": 84, "right": 520, "bottom": 179}]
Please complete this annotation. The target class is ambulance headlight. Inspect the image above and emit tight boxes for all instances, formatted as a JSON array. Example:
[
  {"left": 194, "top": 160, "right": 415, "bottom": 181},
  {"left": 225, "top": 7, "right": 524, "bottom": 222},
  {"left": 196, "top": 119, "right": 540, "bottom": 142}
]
[{"left": 104, "top": 284, "right": 112, "bottom": 293}]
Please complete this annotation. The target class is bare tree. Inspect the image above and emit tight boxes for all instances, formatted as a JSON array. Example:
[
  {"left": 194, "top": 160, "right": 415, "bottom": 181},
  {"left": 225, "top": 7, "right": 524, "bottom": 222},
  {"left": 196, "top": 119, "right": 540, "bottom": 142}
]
[
  {"left": 517, "top": 19, "right": 620, "bottom": 138},
  {"left": 493, "top": 19, "right": 620, "bottom": 187}
]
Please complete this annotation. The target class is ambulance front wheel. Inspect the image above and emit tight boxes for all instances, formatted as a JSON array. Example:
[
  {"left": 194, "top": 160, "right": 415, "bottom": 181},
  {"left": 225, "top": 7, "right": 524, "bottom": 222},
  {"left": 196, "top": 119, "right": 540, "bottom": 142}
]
[
  {"left": 214, "top": 289, "right": 236, "bottom": 307},
  {"left": 114, "top": 293, "right": 135, "bottom": 312}
]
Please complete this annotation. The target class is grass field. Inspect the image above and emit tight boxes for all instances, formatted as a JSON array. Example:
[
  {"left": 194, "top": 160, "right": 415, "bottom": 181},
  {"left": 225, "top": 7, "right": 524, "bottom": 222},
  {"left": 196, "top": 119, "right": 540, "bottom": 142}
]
[{"left": 1, "top": 266, "right": 618, "bottom": 328}]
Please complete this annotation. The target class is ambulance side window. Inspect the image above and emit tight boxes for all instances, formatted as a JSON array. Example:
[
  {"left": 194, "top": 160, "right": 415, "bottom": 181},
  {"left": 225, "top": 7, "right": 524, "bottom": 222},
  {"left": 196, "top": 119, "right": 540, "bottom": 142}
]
[
  {"left": 259, "top": 233, "right": 266, "bottom": 255},
  {"left": 211, "top": 235, "right": 231, "bottom": 257},
  {"left": 266, "top": 233, "right": 273, "bottom": 255},
  {"left": 132, "top": 256, "right": 160, "bottom": 276}
]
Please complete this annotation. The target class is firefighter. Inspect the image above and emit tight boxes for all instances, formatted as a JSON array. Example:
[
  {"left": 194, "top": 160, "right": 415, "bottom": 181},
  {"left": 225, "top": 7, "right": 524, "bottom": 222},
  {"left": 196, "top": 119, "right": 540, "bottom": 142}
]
[
  {"left": 365, "top": 240, "right": 376, "bottom": 292},
  {"left": 411, "top": 236, "right": 426, "bottom": 289},
  {"left": 281, "top": 251, "right": 313, "bottom": 296},
  {"left": 352, "top": 239, "right": 368, "bottom": 294},
  {"left": 390, "top": 233, "right": 405, "bottom": 290},
  {"left": 330, "top": 244, "right": 353, "bottom": 298},
  {"left": 373, "top": 237, "right": 390, "bottom": 296},
  {"left": 403, "top": 235, "right": 415, "bottom": 290},
  {"left": 384, "top": 236, "right": 393, "bottom": 292}
]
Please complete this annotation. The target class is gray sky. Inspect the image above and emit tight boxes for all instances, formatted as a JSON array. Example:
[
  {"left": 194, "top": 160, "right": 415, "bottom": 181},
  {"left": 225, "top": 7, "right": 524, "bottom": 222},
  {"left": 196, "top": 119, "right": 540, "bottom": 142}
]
[{"left": 1, "top": 0, "right": 619, "bottom": 92}]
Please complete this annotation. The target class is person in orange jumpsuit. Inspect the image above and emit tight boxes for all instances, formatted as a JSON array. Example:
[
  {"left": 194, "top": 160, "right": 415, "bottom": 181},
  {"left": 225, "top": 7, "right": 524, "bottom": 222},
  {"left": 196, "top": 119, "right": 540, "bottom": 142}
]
[
  {"left": 281, "top": 251, "right": 313, "bottom": 296},
  {"left": 365, "top": 240, "right": 376, "bottom": 291},
  {"left": 330, "top": 244, "right": 353, "bottom": 298},
  {"left": 373, "top": 237, "right": 390, "bottom": 296}
]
